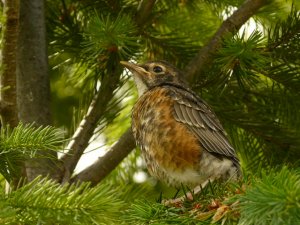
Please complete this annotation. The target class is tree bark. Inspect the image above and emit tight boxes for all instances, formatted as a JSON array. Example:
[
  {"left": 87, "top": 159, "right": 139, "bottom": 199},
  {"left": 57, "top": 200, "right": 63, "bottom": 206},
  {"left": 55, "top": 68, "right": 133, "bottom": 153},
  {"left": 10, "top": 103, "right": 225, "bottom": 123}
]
[
  {"left": 17, "top": 0, "right": 51, "bottom": 125},
  {"left": 0, "top": 0, "right": 25, "bottom": 188},
  {"left": 0, "top": 0, "right": 19, "bottom": 128},
  {"left": 136, "top": 0, "right": 156, "bottom": 27},
  {"left": 16, "top": 0, "right": 61, "bottom": 181}
]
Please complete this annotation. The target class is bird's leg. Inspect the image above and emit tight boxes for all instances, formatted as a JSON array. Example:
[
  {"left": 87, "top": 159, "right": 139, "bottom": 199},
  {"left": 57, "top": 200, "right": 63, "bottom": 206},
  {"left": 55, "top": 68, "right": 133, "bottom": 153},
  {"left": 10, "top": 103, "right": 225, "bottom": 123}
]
[
  {"left": 191, "top": 180, "right": 210, "bottom": 198},
  {"left": 163, "top": 180, "right": 211, "bottom": 206}
]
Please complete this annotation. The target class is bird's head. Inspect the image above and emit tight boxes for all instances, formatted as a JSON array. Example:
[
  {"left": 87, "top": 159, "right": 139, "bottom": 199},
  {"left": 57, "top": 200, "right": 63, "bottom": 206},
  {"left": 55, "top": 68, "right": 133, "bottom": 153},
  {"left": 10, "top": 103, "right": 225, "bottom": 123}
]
[{"left": 120, "top": 60, "right": 185, "bottom": 96}]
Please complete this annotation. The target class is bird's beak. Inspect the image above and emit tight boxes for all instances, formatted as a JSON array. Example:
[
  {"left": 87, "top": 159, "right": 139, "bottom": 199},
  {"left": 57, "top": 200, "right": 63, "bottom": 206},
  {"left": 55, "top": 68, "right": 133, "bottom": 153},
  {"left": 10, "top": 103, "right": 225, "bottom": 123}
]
[
  {"left": 120, "top": 61, "right": 150, "bottom": 96},
  {"left": 120, "top": 61, "right": 148, "bottom": 76}
]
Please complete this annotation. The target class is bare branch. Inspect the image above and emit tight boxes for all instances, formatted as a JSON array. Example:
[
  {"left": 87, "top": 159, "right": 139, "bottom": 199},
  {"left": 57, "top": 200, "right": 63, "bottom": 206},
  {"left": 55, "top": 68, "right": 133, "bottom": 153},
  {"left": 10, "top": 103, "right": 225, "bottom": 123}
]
[
  {"left": 61, "top": 66, "right": 122, "bottom": 183},
  {"left": 185, "top": 0, "right": 270, "bottom": 82},
  {"left": 136, "top": 0, "right": 156, "bottom": 27},
  {"left": 71, "top": 128, "right": 135, "bottom": 185}
]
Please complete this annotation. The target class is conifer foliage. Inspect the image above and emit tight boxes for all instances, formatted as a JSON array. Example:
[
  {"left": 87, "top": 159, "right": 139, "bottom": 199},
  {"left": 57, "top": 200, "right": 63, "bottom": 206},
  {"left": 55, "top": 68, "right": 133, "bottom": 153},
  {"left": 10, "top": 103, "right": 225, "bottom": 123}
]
[{"left": 0, "top": 0, "right": 299, "bottom": 224}]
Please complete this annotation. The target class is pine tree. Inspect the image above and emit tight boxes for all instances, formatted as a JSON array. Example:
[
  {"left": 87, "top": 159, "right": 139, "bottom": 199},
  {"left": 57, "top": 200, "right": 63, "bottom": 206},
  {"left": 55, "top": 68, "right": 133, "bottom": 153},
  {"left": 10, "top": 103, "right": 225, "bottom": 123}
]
[{"left": 0, "top": 0, "right": 299, "bottom": 224}]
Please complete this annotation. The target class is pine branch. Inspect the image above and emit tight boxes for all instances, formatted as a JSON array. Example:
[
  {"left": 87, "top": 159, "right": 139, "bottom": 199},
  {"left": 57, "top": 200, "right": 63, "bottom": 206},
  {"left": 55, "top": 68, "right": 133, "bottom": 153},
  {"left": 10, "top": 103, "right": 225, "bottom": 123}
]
[
  {"left": 142, "top": 30, "right": 198, "bottom": 66},
  {"left": 124, "top": 179, "right": 241, "bottom": 224},
  {"left": 61, "top": 68, "right": 122, "bottom": 183},
  {"left": 0, "top": 124, "right": 64, "bottom": 152},
  {"left": 124, "top": 200, "right": 199, "bottom": 224},
  {"left": 209, "top": 83, "right": 300, "bottom": 171},
  {"left": 123, "top": 167, "right": 300, "bottom": 225},
  {"left": 265, "top": 63, "right": 300, "bottom": 92},
  {"left": 184, "top": 0, "right": 270, "bottom": 82},
  {"left": 63, "top": 5, "right": 158, "bottom": 184},
  {"left": 71, "top": 128, "right": 135, "bottom": 185},
  {"left": 267, "top": 5, "right": 300, "bottom": 52},
  {"left": 1, "top": 177, "right": 124, "bottom": 224},
  {"left": 0, "top": 123, "right": 64, "bottom": 182},
  {"left": 60, "top": 11, "right": 141, "bottom": 183},
  {"left": 238, "top": 167, "right": 300, "bottom": 225}
]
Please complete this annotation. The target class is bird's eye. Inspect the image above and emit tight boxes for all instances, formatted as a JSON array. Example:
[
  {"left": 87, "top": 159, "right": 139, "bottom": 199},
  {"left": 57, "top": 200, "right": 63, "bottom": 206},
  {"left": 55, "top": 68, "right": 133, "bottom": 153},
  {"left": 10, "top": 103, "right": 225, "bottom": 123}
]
[{"left": 153, "top": 66, "right": 163, "bottom": 73}]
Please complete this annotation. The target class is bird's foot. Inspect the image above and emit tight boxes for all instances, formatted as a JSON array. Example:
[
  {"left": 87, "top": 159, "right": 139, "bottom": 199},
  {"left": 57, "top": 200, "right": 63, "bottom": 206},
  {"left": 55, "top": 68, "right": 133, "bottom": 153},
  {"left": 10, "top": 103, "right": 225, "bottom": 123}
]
[{"left": 162, "top": 192, "right": 194, "bottom": 207}]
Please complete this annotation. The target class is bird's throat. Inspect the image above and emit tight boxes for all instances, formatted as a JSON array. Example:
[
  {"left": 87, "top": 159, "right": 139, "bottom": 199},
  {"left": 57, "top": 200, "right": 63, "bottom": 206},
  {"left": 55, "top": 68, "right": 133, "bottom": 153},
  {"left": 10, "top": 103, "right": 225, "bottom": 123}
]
[{"left": 133, "top": 74, "right": 148, "bottom": 96}]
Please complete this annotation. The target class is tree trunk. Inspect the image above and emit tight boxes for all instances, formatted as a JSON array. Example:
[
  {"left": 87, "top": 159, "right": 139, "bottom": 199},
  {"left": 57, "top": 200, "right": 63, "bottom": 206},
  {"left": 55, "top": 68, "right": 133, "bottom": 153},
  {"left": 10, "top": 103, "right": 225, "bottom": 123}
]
[
  {"left": 0, "top": 0, "right": 19, "bottom": 128},
  {"left": 16, "top": 0, "right": 62, "bottom": 181},
  {"left": 0, "top": 0, "right": 25, "bottom": 188}
]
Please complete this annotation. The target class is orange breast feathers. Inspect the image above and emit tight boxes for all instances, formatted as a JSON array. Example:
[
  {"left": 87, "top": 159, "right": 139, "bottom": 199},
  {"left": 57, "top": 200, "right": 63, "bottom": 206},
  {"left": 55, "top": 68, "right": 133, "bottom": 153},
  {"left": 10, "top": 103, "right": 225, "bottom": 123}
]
[{"left": 132, "top": 87, "right": 202, "bottom": 172}]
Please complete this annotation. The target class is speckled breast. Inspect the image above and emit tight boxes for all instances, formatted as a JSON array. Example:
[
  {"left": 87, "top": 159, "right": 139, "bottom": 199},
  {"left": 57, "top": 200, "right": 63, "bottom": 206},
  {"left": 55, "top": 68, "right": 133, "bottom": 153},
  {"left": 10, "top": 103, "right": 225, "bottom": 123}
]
[{"left": 131, "top": 86, "right": 202, "bottom": 187}]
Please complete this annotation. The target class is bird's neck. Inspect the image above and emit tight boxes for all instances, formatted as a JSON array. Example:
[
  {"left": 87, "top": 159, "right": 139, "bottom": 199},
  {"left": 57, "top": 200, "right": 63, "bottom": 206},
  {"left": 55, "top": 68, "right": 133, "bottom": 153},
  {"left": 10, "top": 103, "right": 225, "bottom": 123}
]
[{"left": 133, "top": 75, "right": 148, "bottom": 97}]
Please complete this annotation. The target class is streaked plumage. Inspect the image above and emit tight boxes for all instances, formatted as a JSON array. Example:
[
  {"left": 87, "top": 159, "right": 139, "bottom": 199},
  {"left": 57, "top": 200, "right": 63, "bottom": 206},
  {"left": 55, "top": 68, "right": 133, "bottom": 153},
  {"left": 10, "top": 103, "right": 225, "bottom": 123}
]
[{"left": 121, "top": 60, "right": 241, "bottom": 188}]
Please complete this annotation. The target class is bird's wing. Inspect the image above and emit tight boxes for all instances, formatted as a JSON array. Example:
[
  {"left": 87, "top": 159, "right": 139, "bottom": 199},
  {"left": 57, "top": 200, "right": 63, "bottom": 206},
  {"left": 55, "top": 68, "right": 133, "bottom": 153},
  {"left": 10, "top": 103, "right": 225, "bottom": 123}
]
[{"left": 168, "top": 86, "right": 238, "bottom": 163}]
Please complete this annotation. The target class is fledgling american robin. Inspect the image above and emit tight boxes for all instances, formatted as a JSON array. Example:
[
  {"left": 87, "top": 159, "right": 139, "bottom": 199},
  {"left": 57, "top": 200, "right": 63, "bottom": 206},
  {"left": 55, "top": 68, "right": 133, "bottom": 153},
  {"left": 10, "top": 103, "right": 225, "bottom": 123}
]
[{"left": 121, "top": 60, "right": 241, "bottom": 194}]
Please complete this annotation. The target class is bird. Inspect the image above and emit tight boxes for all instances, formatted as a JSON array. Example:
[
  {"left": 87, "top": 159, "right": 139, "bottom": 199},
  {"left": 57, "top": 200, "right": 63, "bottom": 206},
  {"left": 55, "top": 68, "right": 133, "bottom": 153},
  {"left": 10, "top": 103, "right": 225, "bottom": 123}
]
[{"left": 120, "top": 60, "right": 241, "bottom": 197}]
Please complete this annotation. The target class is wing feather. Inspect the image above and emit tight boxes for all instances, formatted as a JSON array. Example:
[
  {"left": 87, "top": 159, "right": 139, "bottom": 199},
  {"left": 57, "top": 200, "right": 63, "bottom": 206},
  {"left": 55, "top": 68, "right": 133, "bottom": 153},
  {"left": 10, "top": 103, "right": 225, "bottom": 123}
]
[
  {"left": 168, "top": 86, "right": 238, "bottom": 162},
  {"left": 173, "top": 103, "right": 184, "bottom": 122},
  {"left": 179, "top": 104, "right": 193, "bottom": 126},
  {"left": 189, "top": 127, "right": 216, "bottom": 152},
  {"left": 191, "top": 108, "right": 205, "bottom": 128}
]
